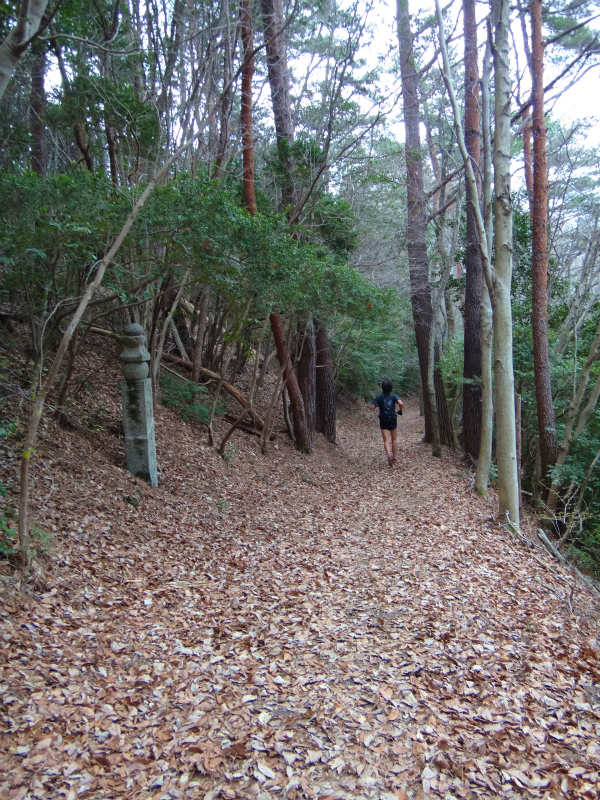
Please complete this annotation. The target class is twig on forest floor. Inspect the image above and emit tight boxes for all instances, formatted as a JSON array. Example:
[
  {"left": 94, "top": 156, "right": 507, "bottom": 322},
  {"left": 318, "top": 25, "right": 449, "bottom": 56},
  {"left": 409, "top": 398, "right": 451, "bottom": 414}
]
[{"left": 498, "top": 517, "right": 600, "bottom": 603}]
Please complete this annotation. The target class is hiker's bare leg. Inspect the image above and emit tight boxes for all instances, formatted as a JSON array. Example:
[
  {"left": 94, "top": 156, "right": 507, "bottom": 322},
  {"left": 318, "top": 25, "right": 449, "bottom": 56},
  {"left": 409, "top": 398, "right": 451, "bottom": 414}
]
[
  {"left": 381, "top": 429, "right": 391, "bottom": 459},
  {"left": 391, "top": 428, "right": 398, "bottom": 461}
]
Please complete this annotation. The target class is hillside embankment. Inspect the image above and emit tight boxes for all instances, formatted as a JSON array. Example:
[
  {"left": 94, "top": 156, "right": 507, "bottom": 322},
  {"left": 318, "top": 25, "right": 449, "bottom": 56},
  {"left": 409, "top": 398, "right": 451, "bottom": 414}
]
[{"left": 1, "top": 346, "right": 600, "bottom": 799}]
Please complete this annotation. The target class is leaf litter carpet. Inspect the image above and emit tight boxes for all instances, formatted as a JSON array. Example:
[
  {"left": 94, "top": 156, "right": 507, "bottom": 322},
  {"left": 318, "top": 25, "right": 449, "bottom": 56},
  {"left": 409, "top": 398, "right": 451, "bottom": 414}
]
[{"left": 2, "top": 402, "right": 600, "bottom": 800}]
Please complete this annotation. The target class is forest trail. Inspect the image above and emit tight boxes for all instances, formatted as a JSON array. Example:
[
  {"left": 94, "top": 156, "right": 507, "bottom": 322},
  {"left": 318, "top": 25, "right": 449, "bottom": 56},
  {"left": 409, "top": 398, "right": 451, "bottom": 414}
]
[{"left": 2, "top": 388, "right": 600, "bottom": 800}]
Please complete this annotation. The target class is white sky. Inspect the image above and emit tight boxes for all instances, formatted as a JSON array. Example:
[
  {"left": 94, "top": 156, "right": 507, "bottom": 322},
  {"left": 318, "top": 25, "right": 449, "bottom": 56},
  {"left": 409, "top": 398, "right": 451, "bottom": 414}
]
[{"left": 365, "top": 0, "right": 600, "bottom": 144}]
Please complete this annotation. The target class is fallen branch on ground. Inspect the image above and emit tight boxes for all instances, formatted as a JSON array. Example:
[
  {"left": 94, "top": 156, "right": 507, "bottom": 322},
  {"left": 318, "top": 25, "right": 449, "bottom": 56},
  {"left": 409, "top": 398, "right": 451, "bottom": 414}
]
[
  {"left": 223, "top": 414, "right": 275, "bottom": 440},
  {"left": 162, "top": 353, "right": 266, "bottom": 430}
]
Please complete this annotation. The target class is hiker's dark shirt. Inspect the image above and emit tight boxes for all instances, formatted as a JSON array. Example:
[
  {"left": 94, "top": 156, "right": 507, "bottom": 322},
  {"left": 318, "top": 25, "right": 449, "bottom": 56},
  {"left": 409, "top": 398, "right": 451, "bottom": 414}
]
[{"left": 371, "top": 393, "right": 400, "bottom": 429}]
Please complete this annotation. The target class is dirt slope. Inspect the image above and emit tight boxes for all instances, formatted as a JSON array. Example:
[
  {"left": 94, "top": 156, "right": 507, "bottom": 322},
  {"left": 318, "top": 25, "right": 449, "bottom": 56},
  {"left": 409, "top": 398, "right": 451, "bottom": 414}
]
[{"left": 1, "top": 360, "right": 600, "bottom": 800}]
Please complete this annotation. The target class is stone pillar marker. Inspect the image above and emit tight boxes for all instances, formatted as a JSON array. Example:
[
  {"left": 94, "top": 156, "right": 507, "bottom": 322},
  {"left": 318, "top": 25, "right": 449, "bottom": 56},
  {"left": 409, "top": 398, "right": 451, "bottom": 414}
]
[{"left": 119, "top": 323, "right": 158, "bottom": 487}]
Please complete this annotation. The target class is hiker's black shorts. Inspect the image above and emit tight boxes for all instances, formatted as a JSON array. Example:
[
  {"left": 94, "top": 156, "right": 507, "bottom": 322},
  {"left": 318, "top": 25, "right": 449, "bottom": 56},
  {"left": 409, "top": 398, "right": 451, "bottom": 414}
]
[{"left": 380, "top": 419, "right": 397, "bottom": 431}]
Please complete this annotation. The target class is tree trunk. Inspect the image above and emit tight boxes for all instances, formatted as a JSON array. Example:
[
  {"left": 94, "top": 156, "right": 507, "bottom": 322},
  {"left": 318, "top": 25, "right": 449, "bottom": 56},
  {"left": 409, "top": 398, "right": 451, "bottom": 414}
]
[
  {"left": 515, "top": 392, "right": 523, "bottom": 516},
  {"left": 428, "top": 326, "right": 441, "bottom": 457},
  {"left": 434, "top": 338, "right": 453, "bottom": 447},
  {"left": 192, "top": 286, "right": 209, "bottom": 383},
  {"left": 436, "top": 0, "right": 517, "bottom": 521},
  {"left": 240, "top": 0, "right": 257, "bottom": 215},
  {"left": 0, "top": 0, "right": 49, "bottom": 102},
  {"left": 214, "top": 48, "right": 233, "bottom": 178},
  {"left": 282, "top": 385, "right": 294, "bottom": 440},
  {"left": 296, "top": 317, "right": 316, "bottom": 449},
  {"left": 522, "top": 107, "right": 533, "bottom": 208},
  {"left": 462, "top": 0, "right": 483, "bottom": 461},
  {"left": 30, "top": 38, "right": 46, "bottom": 176},
  {"left": 315, "top": 322, "right": 336, "bottom": 442},
  {"left": 396, "top": 0, "right": 435, "bottom": 444},
  {"left": 491, "top": 0, "right": 520, "bottom": 528},
  {"left": 270, "top": 312, "right": 311, "bottom": 453},
  {"left": 260, "top": 0, "right": 298, "bottom": 209},
  {"left": 445, "top": 290, "right": 456, "bottom": 342},
  {"left": 475, "top": 34, "right": 494, "bottom": 495},
  {"left": 531, "top": 0, "right": 558, "bottom": 497},
  {"left": 74, "top": 121, "right": 94, "bottom": 173},
  {"left": 106, "top": 121, "right": 119, "bottom": 188}
]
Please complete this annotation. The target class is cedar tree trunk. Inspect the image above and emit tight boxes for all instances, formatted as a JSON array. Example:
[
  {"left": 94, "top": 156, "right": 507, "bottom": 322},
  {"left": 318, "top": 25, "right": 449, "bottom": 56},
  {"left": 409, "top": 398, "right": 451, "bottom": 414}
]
[
  {"left": 462, "top": 0, "right": 483, "bottom": 461},
  {"left": 260, "top": 0, "right": 298, "bottom": 209},
  {"left": 531, "top": 0, "right": 558, "bottom": 496},
  {"left": 315, "top": 322, "right": 336, "bottom": 442},
  {"left": 396, "top": 0, "right": 435, "bottom": 444}
]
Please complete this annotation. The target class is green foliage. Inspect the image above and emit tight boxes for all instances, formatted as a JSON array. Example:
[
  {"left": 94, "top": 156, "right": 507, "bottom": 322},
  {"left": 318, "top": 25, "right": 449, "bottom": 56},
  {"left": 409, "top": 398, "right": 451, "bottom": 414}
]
[
  {"left": 222, "top": 444, "right": 238, "bottom": 465},
  {"left": 158, "top": 376, "right": 222, "bottom": 425},
  {"left": 0, "top": 512, "right": 17, "bottom": 558},
  {"left": 311, "top": 195, "right": 358, "bottom": 255},
  {"left": 568, "top": 529, "right": 600, "bottom": 580},
  {"left": 0, "top": 507, "right": 52, "bottom": 559},
  {"left": 0, "top": 420, "right": 18, "bottom": 439},
  {"left": 0, "top": 171, "right": 131, "bottom": 320},
  {"left": 335, "top": 312, "right": 410, "bottom": 401},
  {"left": 438, "top": 336, "right": 465, "bottom": 395}
]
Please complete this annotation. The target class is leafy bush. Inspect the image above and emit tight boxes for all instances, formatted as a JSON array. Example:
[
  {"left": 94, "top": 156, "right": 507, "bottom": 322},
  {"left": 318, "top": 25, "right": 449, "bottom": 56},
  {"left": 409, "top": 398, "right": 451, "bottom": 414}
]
[
  {"left": 159, "top": 376, "right": 225, "bottom": 424},
  {"left": 0, "top": 503, "right": 52, "bottom": 560},
  {"left": 0, "top": 512, "right": 16, "bottom": 558},
  {"left": 568, "top": 528, "right": 600, "bottom": 580}
]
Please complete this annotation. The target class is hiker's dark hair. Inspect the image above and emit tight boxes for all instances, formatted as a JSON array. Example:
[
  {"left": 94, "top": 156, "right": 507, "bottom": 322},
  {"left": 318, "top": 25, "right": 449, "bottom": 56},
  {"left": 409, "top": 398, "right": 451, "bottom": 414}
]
[{"left": 381, "top": 378, "right": 393, "bottom": 395}]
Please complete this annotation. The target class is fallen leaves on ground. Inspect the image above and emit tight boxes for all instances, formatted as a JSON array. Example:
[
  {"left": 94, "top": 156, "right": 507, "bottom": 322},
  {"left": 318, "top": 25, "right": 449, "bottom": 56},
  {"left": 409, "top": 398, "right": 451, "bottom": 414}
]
[{"left": 1, "top": 352, "right": 600, "bottom": 799}]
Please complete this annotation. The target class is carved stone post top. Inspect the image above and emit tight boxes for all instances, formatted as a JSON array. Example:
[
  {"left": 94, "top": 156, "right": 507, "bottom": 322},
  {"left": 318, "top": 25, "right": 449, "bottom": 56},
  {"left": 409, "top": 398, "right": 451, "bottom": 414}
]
[
  {"left": 120, "top": 323, "right": 150, "bottom": 364},
  {"left": 120, "top": 323, "right": 150, "bottom": 380}
]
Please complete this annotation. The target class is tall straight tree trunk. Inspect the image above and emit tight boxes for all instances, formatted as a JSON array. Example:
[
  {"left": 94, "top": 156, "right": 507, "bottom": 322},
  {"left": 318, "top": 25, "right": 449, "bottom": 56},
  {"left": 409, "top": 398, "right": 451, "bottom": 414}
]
[
  {"left": 240, "top": 0, "right": 257, "bottom": 215},
  {"left": 396, "top": 0, "right": 435, "bottom": 445},
  {"left": 462, "top": 0, "right": 483, "bottom": 461},
  {"left": 522, "top": 107, "right": 533, "bottom": 209},
  {"left": 259, "top": 0, "right": 318, "bottom": 454},
  {"left": 30, "top": 38, "right": 46, "bottom": 175},
  {"left": 436, "top": 0, "right": 517, "bottom": 523},
  {"left": 270, "top": 312, "right": 311, "bottom": 453},
  {"left": 476, "top": 35, "right": 494, "bottom": 495},
  {"left": 428, "top": 328, "right": 441, "bottom": 457},
  {"left": 260, "top": 0, "right": 298, "bottom": 209},
  {"left": 491, "top": 0, "right": 520, "bottom": 528},
  {"left": 191, "top": 286, "right": 210, "bottom": 383},
  {"left": 434, "top": 339, "right": 453, "bottom": 446},
  {"left": 106, "top": 121, "right": 119, "bottom": 188},
  {"left": 315, "top": 322, "right": 336, "bottom": 442},
  {"left": 531, "top": 0, "right": 558, "bottom": 497},
  {"left": 296, "top": 317, "right": 316, "bottom": 449}
]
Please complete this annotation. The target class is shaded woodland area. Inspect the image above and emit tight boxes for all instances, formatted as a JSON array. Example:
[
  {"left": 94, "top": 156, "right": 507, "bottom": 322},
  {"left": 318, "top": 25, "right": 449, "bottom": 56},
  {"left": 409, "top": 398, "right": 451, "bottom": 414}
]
[{"left": 2, "top": 0, "right": 600, "bottom": 795}]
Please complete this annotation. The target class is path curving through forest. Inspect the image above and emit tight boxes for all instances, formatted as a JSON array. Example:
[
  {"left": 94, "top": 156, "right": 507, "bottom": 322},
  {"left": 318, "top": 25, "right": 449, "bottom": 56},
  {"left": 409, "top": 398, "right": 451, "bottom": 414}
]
[{"left": 1, "top": 398, "right": 600, "bottom": 799}]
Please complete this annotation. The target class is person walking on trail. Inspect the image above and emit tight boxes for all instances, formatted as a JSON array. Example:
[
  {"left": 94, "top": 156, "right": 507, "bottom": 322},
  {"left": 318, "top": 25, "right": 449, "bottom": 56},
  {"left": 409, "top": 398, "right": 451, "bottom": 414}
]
[{"left": 370, "top": 379, "right": 403, "bottom": 467}]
